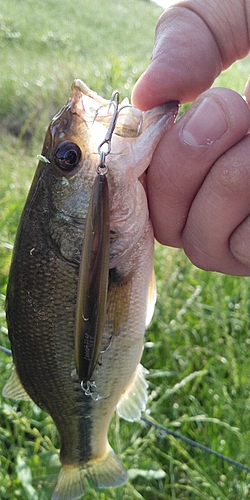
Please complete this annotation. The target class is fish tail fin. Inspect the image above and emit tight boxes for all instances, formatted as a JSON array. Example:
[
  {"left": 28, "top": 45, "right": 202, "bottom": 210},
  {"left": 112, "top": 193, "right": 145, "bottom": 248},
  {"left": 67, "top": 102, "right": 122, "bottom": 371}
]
[
  {"left": 86, "top": 446, "right": 128, "bottom": 489},
  {"left": 52, "top": 447, "right": 127, "bottom": 499}
]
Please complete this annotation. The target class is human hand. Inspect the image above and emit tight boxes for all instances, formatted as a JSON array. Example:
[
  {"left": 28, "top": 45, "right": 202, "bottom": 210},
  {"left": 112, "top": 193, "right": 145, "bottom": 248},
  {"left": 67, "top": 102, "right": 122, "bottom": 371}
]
[{"left": 132, "top": 0, "right": 250, "bottom": 276}]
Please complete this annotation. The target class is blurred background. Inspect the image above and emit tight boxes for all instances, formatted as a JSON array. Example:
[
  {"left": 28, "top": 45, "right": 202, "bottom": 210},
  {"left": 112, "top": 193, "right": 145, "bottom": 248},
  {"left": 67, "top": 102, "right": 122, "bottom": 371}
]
[{"left": 1, "top": 1, "right": 250, "bottom": 499}]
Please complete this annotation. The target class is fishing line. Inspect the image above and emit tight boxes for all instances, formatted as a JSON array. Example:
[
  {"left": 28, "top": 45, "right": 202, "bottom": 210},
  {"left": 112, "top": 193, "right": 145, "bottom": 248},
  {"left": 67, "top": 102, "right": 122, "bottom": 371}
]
[
  {"left": 0, "top": 346, "right": 12, "bottom": 355},
  {"left": 141, "top": 416, "right": 250, "bottom": 473}
]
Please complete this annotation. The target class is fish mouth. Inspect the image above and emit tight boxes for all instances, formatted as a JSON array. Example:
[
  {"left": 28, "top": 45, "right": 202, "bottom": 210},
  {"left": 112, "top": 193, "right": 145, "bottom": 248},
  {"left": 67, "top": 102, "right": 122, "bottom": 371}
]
[{"left": 141, "top": 100, "right": 179, "bottom": 131}]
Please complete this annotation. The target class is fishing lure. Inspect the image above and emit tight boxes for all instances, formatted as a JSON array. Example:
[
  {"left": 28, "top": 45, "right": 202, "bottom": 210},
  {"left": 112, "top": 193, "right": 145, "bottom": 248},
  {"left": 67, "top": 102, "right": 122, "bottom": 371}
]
[{"left": 74, "top": 92, "right": 120, "bottom": 396}]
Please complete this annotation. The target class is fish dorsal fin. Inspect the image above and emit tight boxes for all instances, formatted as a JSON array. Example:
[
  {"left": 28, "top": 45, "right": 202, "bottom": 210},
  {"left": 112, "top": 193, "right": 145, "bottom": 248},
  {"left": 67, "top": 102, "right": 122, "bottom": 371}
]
[
  {"left": 116, "top": 364, "right": 148, "bottom": 422},
  {"left": 2, "top": 366, "right": 32, "bottom": 401},
  {"left": 146, "top": 266, "right": 156, "bottom": 327}
]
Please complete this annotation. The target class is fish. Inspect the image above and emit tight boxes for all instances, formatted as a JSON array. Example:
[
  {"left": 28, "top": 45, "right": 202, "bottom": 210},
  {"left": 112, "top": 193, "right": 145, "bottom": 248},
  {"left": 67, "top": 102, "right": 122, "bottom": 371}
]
[{"left": 2, "top": 79, "right": 178, "bottom": 500}]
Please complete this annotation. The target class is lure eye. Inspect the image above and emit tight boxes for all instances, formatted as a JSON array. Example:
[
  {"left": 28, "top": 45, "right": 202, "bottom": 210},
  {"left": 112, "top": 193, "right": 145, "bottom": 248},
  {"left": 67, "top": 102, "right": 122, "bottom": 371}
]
[{"left": 54, "top": 141, "right": 81, "bottom": 172}]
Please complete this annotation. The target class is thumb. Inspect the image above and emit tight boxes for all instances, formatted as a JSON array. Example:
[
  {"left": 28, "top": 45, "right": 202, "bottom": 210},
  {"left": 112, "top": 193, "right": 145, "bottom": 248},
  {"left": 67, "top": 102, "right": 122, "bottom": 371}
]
[
  {"left": 132, "top": 1, "right": 248, "bottom": 110},
  {"left": 132, "top": 6, "right": 222, "bottom": 109}
]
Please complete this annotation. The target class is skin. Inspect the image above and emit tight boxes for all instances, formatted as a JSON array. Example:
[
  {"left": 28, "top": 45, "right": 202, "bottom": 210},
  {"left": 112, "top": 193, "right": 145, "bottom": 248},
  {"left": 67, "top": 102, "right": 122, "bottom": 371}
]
[{"left": 132, "top": 0, "right": 250, "bottom": 276}]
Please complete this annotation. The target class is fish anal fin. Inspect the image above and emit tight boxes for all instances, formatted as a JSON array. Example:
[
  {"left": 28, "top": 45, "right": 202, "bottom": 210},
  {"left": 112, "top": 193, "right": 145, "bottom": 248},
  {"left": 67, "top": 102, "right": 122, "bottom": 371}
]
[
  {"left": 87, "top": 446, "right": 127, "bottom": 489},
  {"left": 116, "top": 363, "right": 148, "bottom": 422},
  {"left": 2, "top": 366, "right": 32, "bottom": 401}
]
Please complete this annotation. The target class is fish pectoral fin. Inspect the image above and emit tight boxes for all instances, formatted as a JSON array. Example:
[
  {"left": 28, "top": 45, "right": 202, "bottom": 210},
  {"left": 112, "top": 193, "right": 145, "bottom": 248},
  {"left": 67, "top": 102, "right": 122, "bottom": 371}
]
[
  {"left": 2, "top": 366, "right": 32, "bottom": 401},
  {"left": 52, "top": 448, "right": 127, "bottom": 500},
  {"left": 87, "top": 446, "right": 127, "bottom": 489},
  {"left": 116, "top": 363, "right": 148, "bottom": 422}
]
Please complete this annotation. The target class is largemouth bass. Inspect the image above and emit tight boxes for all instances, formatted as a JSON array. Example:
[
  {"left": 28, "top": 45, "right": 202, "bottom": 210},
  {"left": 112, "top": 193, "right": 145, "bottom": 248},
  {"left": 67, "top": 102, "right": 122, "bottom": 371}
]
[{"left": 3, "top": 80, "right": 178, "bottom": 499}]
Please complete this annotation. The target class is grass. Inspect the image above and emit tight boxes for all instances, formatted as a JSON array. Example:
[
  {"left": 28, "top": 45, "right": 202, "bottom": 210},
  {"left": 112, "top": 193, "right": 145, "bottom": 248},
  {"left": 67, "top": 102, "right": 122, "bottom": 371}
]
[{"left": 1, "top": 0, "right": 250, "bottom": 499}]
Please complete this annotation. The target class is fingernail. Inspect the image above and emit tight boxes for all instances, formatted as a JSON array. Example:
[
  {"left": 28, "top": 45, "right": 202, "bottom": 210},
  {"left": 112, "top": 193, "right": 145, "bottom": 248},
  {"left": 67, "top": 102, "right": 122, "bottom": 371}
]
[{"left": 181, "top": 97, "right": 228, "bottom": 147}]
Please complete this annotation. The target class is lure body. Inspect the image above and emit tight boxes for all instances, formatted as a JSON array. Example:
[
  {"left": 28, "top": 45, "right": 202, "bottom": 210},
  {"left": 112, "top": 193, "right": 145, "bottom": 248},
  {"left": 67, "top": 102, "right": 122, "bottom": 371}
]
[
  {"left": 3, "top": 80, "right": 178, "bottom": 500},
  {"left": 75, "top": 173, "right": 110, "bottom": 384}
]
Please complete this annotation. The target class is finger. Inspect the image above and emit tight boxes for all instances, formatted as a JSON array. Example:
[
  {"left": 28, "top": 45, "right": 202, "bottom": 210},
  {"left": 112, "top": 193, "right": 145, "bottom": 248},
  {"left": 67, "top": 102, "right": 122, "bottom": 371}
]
[
  {"left": 147, "top": 88, "right": 250, "bottom": 248},
  {"left": 132, "top": 6, "right": 221, "bottom": 109},
  {"left": 183, "top": 134, "right": 250, "bottom": 276},
  {"left": 132, "top": 1, "right": 249, "bottom": 110}
]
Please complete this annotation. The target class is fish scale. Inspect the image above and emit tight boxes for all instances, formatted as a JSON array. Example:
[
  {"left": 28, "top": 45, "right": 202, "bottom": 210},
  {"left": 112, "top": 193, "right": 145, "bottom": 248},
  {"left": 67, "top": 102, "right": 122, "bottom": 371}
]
[
  {"left": 8, "top": 227, "right": 94, "bottom": 462},
  {"left": 3, "top": 80, "right": 178, "bottom": 499}
]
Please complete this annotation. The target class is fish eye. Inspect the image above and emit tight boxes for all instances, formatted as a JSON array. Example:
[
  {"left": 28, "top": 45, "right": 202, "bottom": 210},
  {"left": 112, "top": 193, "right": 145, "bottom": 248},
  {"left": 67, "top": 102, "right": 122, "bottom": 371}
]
[{"left": 54, "top": 141, "right": 81, "bottom": 172}]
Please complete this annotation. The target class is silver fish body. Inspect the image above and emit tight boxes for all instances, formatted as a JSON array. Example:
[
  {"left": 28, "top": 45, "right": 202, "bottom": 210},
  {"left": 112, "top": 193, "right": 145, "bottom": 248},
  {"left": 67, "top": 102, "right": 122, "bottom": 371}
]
[{"left": 3, "top": 80, "right": 178, "bottom": 499}]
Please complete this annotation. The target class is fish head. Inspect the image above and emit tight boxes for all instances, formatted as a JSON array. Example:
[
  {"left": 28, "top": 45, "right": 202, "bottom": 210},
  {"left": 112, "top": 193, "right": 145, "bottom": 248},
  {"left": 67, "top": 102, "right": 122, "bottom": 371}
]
[
  {"left": 36, "top": 84, "right": 103, "bottom": 264},
  {"left": 35, "top": 80, "right": 178, "bottom": 266}
]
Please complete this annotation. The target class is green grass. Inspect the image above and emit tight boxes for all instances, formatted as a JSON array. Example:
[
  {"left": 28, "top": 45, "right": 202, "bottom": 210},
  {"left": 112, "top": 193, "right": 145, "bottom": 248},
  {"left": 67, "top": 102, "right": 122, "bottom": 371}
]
[{"left": 1, "top": 0, "right": 250, "bottom": 499}]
